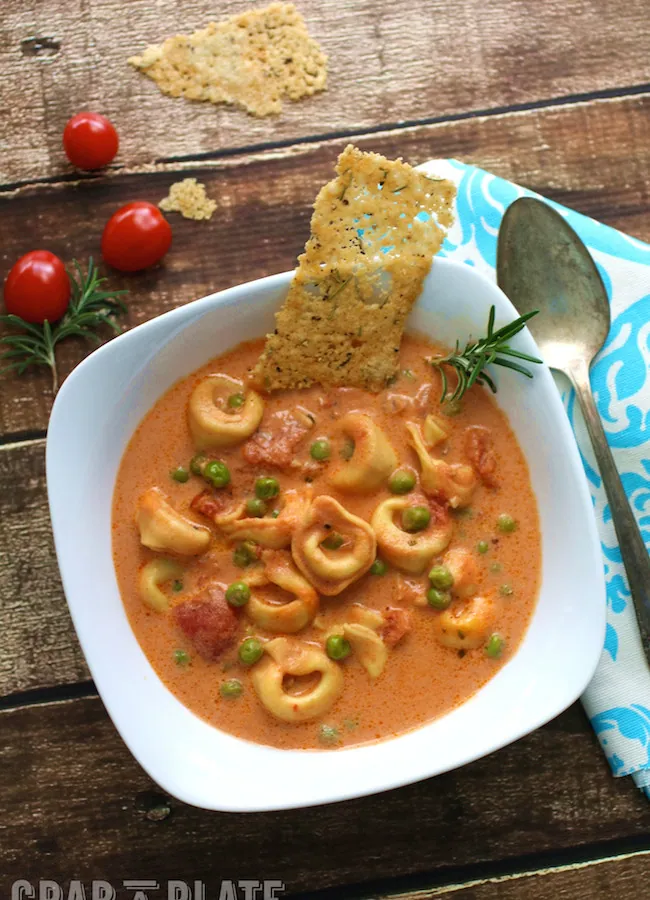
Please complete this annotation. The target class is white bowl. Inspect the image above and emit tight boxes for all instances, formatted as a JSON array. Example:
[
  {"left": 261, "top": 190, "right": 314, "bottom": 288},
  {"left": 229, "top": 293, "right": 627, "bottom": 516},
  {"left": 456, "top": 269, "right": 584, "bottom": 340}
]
[{"left": 47, "top": 259, "right": 606, "bottom": 812}]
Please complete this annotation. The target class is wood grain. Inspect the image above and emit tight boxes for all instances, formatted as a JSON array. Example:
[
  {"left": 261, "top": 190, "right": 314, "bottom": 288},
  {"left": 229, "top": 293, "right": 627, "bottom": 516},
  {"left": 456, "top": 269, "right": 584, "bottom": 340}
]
[
  {"left": 1, "top": 93, "right": 649, "bottom": 438},
  {"left": 4, "top": 0, "right": 650, "bottom": 185},
  {"left": 397, "top": 853, "right": 650, "bottom": 899},
  {"left": 0, "top": 696, "right": 648, "bottom": 894}
]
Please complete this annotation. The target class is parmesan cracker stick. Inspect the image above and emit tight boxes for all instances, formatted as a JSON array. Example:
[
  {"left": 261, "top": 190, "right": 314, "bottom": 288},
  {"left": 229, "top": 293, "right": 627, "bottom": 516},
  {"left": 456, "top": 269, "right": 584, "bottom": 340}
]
[{"left": 253, "top": 145, "right": 455, "bottom": 392}]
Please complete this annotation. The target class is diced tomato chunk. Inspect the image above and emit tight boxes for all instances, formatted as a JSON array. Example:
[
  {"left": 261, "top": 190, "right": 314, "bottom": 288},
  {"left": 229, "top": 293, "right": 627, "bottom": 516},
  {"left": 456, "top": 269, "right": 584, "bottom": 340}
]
[
  {"left": 465, "top": 425, "right": 497, "bottom": 486},
  {"left": 381, "top": 607, "right": 411, "bottom": 647},
  {"left": 190, "top": 489, "right": 228, "bottom": 520},
  {"left": 173, "top": 585, "right": 238, "bottom": 661},
  {"left": 242, "top": 410, "right": 311, "bottom": 469}
]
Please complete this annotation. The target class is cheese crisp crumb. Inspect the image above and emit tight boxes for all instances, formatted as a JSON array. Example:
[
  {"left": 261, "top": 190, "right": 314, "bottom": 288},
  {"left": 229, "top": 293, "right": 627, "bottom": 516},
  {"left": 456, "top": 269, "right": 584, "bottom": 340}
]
[
  {"left": 128, "top": 3, "right": 327, "bottom": 117},
  {"left": 252, "top": 145, "right": 456, "bottom": 393},
  {"left": 159, "top": 178, "right": 217, "bottom": 221}
]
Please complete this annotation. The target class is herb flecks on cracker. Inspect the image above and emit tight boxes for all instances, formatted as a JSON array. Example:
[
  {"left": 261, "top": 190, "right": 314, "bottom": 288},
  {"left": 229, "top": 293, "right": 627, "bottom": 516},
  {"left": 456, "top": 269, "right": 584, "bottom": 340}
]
[
  {"left": 128, "top": 3, "right": 327, "bottom": 118},
  {"left": 159, "top": 178, "right": 217, "bottom": 221},
  {"left": 252, "top": 145, "right": 456, "bottom": 393}
]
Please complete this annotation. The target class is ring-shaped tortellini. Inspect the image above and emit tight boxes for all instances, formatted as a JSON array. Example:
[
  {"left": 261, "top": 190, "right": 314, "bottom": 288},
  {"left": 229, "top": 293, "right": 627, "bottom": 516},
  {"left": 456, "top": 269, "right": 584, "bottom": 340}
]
[
  {"left": 138, "top": 558, "right": 184, "bottom": 612},
  {"left": 251, "top": 637, "right": 344, "bottom": 723},
  {"left": 246, "top": 550, "right": 319, "bottom": 633},
  {"left": 328, "top": 413, "right": 397, "bottom": 493},
  {"left": 214, "top": 488, "right": 312, "bottom": 549},
  {"left": 371, "top": 495, "right": 453, "bottom": 574},
  {"left": 292, "top": 495, "right": 376, "bottom": 595},
  {"left": 434, "top": 594, "right": 497, "bottom": 649},
  {"left": 188, "top": 374, "right": 264, "bottom": 450},
  {"left": 136, "top": 487, "right": 211, "bottom": 556},
  {"left": 406, "top": 422, "right": 477, "bottom": 508}
]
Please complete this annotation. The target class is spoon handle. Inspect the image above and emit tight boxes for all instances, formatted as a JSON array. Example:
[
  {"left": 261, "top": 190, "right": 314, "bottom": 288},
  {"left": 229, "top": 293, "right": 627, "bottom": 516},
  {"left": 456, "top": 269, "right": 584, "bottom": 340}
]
[{"left": 567, "top": 357, "right": 650, "bottom": 655}]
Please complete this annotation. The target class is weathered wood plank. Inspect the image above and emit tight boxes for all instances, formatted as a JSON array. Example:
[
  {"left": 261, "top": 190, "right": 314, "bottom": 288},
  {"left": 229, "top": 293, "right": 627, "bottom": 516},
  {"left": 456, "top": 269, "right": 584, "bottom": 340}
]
[
  {"left": 395, "top": 852, "right": 650, "bottom": 899},
  {"left": 0, "top": 439, "right": 89, "bottom": 696},
  {"left": 4, "top": 0, "right": 650, "bottom": 185},
  {"left": 0, "top": 696, "right": 648, "bottom": 894},
  {"left": 1, "top": 93, "right": 649, "bottom": 437}
]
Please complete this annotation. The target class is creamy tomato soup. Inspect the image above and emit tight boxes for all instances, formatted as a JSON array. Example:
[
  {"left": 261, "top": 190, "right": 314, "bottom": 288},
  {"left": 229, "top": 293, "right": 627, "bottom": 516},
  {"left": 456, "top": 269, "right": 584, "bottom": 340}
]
[{"left": 113, "top": 333, "right": 541, "bottom": 750}]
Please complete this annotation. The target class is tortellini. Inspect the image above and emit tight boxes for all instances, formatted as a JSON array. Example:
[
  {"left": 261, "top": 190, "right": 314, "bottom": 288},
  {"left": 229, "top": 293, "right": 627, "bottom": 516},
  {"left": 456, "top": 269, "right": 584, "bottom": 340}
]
[
  {"left": 136, "top": 487, "right": 211, "bottom": 556},
  {"left": 213, "top": 488, "right": 312, "bottom": 549},
  {"left": 444, "top": 546, "right": 480, "bottom": 599},
  {"left": 371, "top": 496, "right": 453, "bottom": 574},
  {"left": 138, "top": 558, "right": 184, "bottom": 612},
  {"left": 328, "top": 413, "right": 397, "bottom": 493},
  {"left": 433, "top": 594, "right": 497, "bottom": 649},
  {"left": 341, "top": 623, "right": 388, "bottom": 678},
  {"left": 246, "top": 550, "right": 319, "bottom": 633},
  {"left": 422, "top": 413, "right": 448, "bottom": 448},
  {"left": 250, "top": 637, "right": 344, "bottom": 723},
  {"left": 188, "top": 374, "right": 264, "bottom": 450},
  {"left": 406, "top": 422, "right": 477, "bottom": 508},
  {"left": 292, "top": 495, "right": 376, "bottom": 595}
]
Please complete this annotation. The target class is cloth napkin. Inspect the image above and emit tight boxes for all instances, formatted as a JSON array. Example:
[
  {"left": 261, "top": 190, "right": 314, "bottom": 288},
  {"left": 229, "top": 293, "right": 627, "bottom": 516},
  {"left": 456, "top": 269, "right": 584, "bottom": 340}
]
[{"left": 419, "top": 158, "right": 650, "bottom": 795}]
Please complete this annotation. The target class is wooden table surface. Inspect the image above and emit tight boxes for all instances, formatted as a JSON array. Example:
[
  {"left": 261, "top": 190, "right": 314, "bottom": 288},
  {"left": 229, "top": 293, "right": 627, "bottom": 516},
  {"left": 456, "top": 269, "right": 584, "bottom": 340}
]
[{"left": 2, "top": 1, "right": 650, "bottom": 896}]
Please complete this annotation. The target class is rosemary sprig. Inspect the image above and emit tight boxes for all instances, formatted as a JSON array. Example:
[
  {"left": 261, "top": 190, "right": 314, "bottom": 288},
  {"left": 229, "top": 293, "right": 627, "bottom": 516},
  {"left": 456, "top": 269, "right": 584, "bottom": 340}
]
[
  {"left": 0, "top": 257, "right": 127, "bottom": 394},
  {"left": 430, "top": 305, "right": 542, "bottom": 403}
]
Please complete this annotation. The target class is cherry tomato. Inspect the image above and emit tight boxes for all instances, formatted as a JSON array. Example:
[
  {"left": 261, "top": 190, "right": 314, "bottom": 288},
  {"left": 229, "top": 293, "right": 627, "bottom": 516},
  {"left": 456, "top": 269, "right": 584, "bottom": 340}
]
[
  {"left": 101, "top": 202, "right": 172, "bottom": 272},
  {"left": 63, "top": 112, "right": 119, "bottom": 171},
  {"left": 3, "top": 251, "right": 71, "bottom": 324}
]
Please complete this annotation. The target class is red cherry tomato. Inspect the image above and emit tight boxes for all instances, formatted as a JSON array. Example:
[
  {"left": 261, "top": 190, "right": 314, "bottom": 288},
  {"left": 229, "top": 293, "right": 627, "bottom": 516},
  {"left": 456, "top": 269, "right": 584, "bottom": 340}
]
[
  {"left": 63, "top": 112, "right": 119, "bottom": 171},
  {"left": 101, "top": 202, "right": 172, "bottom": 273},
  {"left": 3, "top": 251, "right": 71, "bottom": 324}
]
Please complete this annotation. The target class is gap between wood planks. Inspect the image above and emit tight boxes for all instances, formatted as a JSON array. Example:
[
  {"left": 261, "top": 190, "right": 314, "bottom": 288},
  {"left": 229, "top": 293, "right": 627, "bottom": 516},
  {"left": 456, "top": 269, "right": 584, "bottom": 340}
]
[
  {"left": 2, "top": 83, "right": 649, "bottom": 194},
  {"left": 291, "top": 843, "right": 650, "bottom": 899}
]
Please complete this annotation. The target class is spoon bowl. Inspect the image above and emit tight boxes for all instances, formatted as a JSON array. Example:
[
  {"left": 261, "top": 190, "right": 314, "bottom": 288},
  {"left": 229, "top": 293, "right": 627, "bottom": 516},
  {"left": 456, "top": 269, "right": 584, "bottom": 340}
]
[{"left": 497, "top": 197, "right": 610, "bottom": 369}]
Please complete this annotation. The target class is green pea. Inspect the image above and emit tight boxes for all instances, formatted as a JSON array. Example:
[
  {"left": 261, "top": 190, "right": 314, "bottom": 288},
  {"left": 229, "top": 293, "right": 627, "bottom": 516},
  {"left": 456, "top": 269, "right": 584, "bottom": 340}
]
[
  {"left": 497, "top": 513, "right": 517, "bottom": 533},
  {"left": 172, "top": 580, "right": 184, "bottom": 593},
  {"left": 326, "top": 634, "right": 352, "bottom": 661},
  {"left": 310, "top": 439, "right": 331, "bottom": 461},
  {"left": 389, "top": 469, "right": 416, "bottom": 494},
  {"left": 318, "top": 724, "right": 340, "bottom": 745},
  {"left": 270, "top": 509, "right": 280, "bottom": 519},
  {"left": 190, "top": 453, "right": 206, "bottom": 475},
  {"left": 402, "top": 505, "right": 431, "bottom": 533},
  {"left": 477, "top": 540, "right": 490, "bottom": 555},
  {"left": 370, "top": 558, "right": 387, "bottom": 576},
  {"left": 322, "top": 532, "right": 344, "bottom": 550},
  {"left": 255, "top": 476, "right": 280, "bottom": 500},
  {"left": 227, "top": 392, "right": 245, "bottom": 409},
  {"left": 171, "top": 466, "right": 189, "bottom": 483},
  {"left": 500, "top": 583, "right": 513, "bottom": 597},
  {"left": 220, "top": 678, "right": 243, "bottom": 698},
  {"left": 427, "top": 588, "right": 451, "bottom": 609},
  {"left": 429, "top": 564, "right": 454, "bottom": 590},
  {"left": 173, "top": 649, "right": 190, "bottom": 666},
  {"left": 204, "top": 459, "right": 231, "bottom": 488},
  {"left": 486, "top": 633, "right": 506, "bottom": 659},
  {"left": 233, "top": 541, "right": 258, "bottom": 568},
  {"left": 226, "top": 581, "right": 251, "bottom": 607},
  {"left": 246, "top": 497, "right": 267, "bottom": 518},
  {"left": 490, "top": 561, "right": 502, "bottom": 573},
  {"left": 238, "top": 637, "right": 263, "bottom": 665}
]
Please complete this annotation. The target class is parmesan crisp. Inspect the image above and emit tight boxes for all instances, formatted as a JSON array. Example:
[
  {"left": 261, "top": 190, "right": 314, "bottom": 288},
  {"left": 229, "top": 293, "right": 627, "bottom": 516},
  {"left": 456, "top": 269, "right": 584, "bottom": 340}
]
[
  {"left": 252, "top": 145, "right": 456, "bottom": 392},
  {"left": 128, "top": 3, "right": 327, "bottom": 117},
  {"left": 159, "top": 178, "right": 217, "bottom": 221}
]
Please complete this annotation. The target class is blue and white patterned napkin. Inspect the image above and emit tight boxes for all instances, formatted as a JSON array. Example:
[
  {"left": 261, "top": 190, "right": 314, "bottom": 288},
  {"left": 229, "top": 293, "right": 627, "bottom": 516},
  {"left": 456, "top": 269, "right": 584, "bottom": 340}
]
[{"left": 420, "top": 158, "right": 650, "bottom": 795}]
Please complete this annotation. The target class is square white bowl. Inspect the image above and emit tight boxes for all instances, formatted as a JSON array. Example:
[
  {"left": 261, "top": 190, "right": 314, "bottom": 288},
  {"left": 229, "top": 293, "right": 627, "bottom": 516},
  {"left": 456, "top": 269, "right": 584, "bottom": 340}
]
[{"left": 47, "top": 259, "right": 606, "bottom": 812}]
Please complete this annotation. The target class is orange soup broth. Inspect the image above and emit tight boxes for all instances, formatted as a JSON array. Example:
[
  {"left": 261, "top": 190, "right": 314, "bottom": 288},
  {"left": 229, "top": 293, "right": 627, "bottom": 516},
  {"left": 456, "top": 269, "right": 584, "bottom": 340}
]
[{"left": 113, "top": 333, "right": 541, "bottom": 750}]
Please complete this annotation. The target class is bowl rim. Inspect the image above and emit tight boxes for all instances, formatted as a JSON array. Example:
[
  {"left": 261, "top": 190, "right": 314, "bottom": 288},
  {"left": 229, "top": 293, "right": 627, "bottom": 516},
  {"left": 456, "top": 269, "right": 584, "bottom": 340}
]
[{"left": 47, "top": 259, "right": 606, "bottom": 811}]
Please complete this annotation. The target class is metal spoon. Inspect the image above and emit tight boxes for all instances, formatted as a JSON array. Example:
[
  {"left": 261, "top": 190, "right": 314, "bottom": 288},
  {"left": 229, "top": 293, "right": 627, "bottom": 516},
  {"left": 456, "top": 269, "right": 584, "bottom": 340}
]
[{"left": 497, "top": 196, "right": 650, "bottom": 654}]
